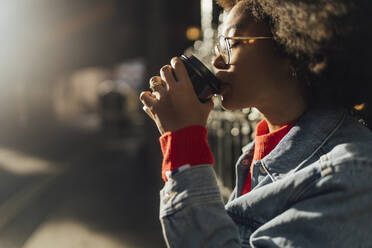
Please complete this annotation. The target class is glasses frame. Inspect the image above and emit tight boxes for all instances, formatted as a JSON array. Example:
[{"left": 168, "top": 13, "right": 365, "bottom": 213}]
[{"left": 215, "top": 35, "right": 272, "bottom": 65}]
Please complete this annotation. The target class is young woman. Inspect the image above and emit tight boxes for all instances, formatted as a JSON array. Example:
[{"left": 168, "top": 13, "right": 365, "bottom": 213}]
[{"left": 140, "top": 0, "right": 372, "bottom": 247}]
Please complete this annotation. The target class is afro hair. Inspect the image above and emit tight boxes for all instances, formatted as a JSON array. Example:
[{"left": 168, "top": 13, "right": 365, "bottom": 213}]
[{"left": 217, "top": 0, "right": 372, "bottom": 128}]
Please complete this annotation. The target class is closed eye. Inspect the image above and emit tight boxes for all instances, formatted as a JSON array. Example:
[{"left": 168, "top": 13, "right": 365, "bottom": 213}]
[
  {"left": 230, "top": 39, "right": 255, "bottom": 49},
  {"left": 230, "top": 41, "right": 242, "bottom": 49}
]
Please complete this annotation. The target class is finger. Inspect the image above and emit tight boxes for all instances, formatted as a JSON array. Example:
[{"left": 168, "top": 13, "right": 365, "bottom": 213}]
[
  {"left": 152, "top": 91, "right": 161, "bottom": 100},
  {"left": 139, "top": 91, "right": 157, "bottom": 107},
  {"left": 171, "top": 57, "right": 189, "bottom": 83},
  {"left": 142, "top": 105, "right": 155, "bottom": 120},
  {"left": 160, "top": 65, "right": 176, "bottom": 89},
  {"left": 149, "top": 76, "right": 167, "bottom": 96}
]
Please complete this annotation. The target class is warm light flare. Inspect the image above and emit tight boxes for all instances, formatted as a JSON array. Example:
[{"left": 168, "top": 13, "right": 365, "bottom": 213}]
[
  {"left": 354, "top": 103, "right": 365, "bottom": 111},
  {"left": 242, "top": 39, "right": 256, "bottom": 45},
  {"left": 186, "top": 26, "right": 201, "bottom": 41}
]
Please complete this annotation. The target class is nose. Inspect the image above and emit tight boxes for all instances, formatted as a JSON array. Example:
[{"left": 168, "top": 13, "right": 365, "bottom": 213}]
[{"left": 212, "top": 54, "right": 229, "bottom": 70}]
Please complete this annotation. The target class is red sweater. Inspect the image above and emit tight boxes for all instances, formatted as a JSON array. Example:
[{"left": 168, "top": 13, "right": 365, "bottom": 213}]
[
  {"left": 241, "top": 119, "right": 295, "bottom": 195},
  {"left": 159, "top": 121, "right": 295, "bottom": 188},
  {"left": 159, "top": 125, "right": 214, "bottom": 182}
]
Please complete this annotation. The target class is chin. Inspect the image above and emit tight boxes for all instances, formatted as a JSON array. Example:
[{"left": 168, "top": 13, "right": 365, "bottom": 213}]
[
  {"left": 220, "top": 97, "right": 241, "bottom": 111},
  {"left": 220, "top": 94, "right": 251, "bottom": 111}
]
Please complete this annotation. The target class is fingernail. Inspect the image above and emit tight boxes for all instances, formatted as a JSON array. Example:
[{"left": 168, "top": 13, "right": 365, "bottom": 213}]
[
  {"left": 171, "top": 58, "right": 178, "bottom": 66},
  {"left": 143, "top": 106, "right": 154, "bottom": 119}
]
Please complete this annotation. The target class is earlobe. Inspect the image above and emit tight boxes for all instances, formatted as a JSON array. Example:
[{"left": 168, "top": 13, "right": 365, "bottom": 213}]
[
  {"left": 289, "top": 64, "right": 297, "bottom": 79},
  {"left": 283, "top": 58, "right": 297, "bottom": 78}
]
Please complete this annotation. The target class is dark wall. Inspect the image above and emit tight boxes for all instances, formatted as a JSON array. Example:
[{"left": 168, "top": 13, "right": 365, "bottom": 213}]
[
  {"left": 0, "top": 0, "right": 202, "bottom": 126},
  {"left": 1, "top": 0, "right": 201, "bottom": 81}
]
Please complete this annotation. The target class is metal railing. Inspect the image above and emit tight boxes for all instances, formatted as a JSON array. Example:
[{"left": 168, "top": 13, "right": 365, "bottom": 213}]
[{"left": 207, "top": 105, "right": 261, "bottom": 196}]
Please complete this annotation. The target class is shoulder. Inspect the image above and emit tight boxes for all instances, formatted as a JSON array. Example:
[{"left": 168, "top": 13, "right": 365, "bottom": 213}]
[
  {"left": 321, "top": 113, "right": 372, "bottom": 166},
  {"left": 299, "top": 116, "right": 372, "bottom": 201},
  {"left": 295, "top": 114, "right": 372, "bottom": 196}
]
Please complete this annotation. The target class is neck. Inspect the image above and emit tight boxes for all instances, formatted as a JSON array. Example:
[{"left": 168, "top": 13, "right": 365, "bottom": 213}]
[{"left": 257, "top": 89, "right": 308, "bottom": 133}]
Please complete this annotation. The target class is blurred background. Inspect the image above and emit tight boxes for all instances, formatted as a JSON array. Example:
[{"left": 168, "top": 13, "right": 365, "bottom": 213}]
[{"left": 0, "top": 0, "right": 261, "bottom": 247}]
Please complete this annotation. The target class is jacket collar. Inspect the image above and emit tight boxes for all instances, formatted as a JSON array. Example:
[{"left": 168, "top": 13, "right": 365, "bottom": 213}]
[{"left": 241, "top": 106, "right": 347, "bottom": 181}]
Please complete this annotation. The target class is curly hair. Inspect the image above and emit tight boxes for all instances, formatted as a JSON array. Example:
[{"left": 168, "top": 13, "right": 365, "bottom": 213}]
[{"left": 216, "top": 0, "right": 372, "bottom": 129}]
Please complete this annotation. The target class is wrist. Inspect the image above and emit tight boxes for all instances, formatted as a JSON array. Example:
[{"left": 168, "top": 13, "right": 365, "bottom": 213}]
[
  {"left": 159, "top": 125, "right": 214, "bottom": 181},
  {"left": 162, "top": 121, "right": 208, "bottom": 134}
]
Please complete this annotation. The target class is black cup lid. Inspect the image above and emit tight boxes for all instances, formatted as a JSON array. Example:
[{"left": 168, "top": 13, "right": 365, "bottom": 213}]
[{"left": 180, "top": 55, "right": 221, "bottom": 92}]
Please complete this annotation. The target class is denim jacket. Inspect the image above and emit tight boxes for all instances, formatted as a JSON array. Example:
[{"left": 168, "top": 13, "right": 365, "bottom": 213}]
[{"left": 159, "top": 107, "right": 372, "bottom": 247}]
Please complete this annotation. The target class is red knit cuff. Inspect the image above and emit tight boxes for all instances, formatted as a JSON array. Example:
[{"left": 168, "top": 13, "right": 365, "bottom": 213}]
[{"left": 159, "top": 125, "right": 214, "bottom": 182}]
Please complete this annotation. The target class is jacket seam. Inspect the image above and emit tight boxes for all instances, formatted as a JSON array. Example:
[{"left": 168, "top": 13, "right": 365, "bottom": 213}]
[
  {"left": 160, "top": 196, "right": 224, "bottom": 218},
  {"left": 290, "top": 159, "right": 372, "bottom": 204},
  {"left": 289, "top": 111, "right": 346, "bottom": 174}
]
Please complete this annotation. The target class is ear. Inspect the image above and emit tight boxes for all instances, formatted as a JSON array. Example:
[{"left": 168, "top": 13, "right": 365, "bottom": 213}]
[{"left": 283, "top": 58, "right": 299, "bottom": 78}]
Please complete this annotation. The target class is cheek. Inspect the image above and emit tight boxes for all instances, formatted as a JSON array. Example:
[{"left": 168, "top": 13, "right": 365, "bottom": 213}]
[
  {"left": 233, "top": 57, "right": 263, "bottom": 89},
  {"left": 237, "top": 55, "right": 274, "bottom": 87},
  {"left": 229, "top": 45, "right": 278, "bottom": 95},
  {"left": 228, "top": 67, "right": 256, "bottom": 103},
  {"left": 236, "top": 48, "right": 266, "bottom": 75}
]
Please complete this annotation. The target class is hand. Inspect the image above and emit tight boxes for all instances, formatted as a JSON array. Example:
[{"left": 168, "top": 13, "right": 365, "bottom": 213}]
[{"left": 139, "top": 57, "right": 214, "bottom": 135}]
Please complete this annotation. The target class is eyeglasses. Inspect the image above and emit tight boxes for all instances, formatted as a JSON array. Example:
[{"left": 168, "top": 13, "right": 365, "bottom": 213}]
[{"left": 215, "top": 35, "right": 272, "bottom": 65}]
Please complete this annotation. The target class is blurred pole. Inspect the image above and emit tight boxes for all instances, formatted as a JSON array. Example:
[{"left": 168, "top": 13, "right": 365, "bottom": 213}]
[{"left": 200, "top": 0, "right": 214, "bottom": 62}]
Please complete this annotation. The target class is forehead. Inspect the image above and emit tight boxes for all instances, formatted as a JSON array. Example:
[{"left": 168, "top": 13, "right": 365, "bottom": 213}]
[{"left": 222, "top": 4, "right": 262, "bottom": 36}]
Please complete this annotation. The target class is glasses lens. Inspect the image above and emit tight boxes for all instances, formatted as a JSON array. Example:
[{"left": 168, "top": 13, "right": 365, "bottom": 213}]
[
  {"left": 214, "top": 45, "right": 220, "bottom": 56},
  {"left": 217, "top": 36, "right": 229, "bottom": 64}
]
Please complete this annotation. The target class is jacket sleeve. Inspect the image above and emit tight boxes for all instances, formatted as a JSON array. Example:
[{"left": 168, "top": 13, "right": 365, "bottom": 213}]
[{"left": 159, "top": 164, "right": 241, "bottom": 248}]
